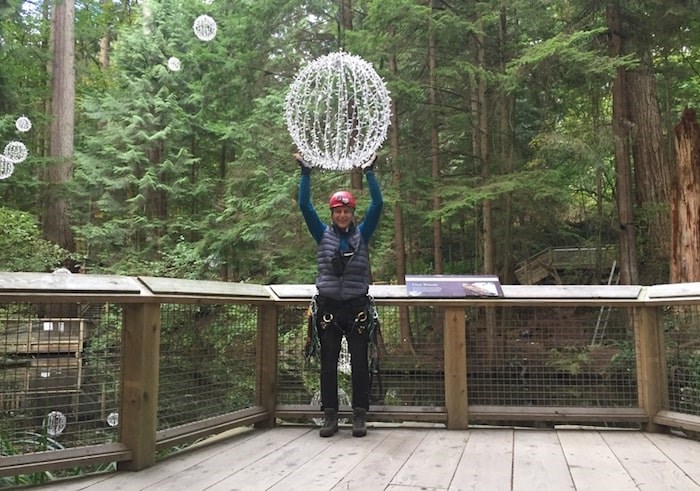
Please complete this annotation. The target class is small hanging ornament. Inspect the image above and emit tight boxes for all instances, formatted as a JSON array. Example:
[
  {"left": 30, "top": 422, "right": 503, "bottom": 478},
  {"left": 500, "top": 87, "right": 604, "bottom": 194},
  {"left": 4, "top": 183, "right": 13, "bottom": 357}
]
[
  {"left": 285, "top": 51, "right": 392, "bottom": 171},
  {"left": 193, "top": 15, "right": 217, "bottom": 41},
  {"left": 167, "top": 56, "right": 181, "bottom": 72},
  {"left": 0, "top": 155, "right": 14, "bottom": 179},
  {"left": 4, "top": 141, "right": 28, "bottom": 163},
  {"left": 107, "top": 412, "right": 119, "bottom": 427},
  {"left": 15, "top": 116, "right": 32, "bottom": 132},
  {"left": 45, "top": 410, "right": 67, "bottom": 436}
]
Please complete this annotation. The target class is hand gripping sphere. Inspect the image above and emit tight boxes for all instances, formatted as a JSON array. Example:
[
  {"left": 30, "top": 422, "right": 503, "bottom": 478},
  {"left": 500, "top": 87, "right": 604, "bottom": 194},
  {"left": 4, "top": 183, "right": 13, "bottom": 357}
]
[{"left": 285, "top": 51, "right": 391, "bottom": 171}]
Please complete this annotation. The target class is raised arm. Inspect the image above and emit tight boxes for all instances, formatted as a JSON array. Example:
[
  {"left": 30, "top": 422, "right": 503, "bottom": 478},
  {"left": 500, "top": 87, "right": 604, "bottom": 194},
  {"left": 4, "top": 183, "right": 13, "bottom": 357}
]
[
  {"left": 297, "top": 157, "right": 325, "bottom": 244},
  {"left": 359, "top": 167, "right": 383, "bottom": 242}
]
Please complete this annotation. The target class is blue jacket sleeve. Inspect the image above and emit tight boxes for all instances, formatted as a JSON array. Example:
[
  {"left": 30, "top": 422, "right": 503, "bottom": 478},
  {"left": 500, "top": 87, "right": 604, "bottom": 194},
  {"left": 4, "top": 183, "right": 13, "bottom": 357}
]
[
  {"left": 359, "top": 170, "right": 383, "bottom": 243},
  {"left": 298, "top": 173, "right": 325, "bottom": 244}
]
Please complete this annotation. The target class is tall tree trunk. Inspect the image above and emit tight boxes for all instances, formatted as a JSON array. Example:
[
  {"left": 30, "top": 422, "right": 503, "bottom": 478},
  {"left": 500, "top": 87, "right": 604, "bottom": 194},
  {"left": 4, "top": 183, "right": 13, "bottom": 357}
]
[
  {"left": 43, "top": 0, "right": 75, "bottom": 252},
  {"left": 99, "top": 0, "right": 113, "bottom": 69},
  {"left": 498, "top": 7, "right": 514, "bottom": 284},
  {"left": 607, "top": 4, "right": 638, "bottom": 285},
  {"left": 627, "top": 58, "right": 673, "bottom": 280},
  {"left": 472, "top": 20, "right": 492, "bottom": 275},
  {"left": 146, "top": 144, "right": 167, "bottom": 247},
  {"left": 472, "top": 16, "right": 497, "bottom": 367},
  {"left": 428, "top": 0, "right": 443, "bottom": 273},
  {"left": 388, "top": 28, "right": 413, "bottom": 354},
  {"left": 671, "top": 109, "right": 700, "bottom": 282}
]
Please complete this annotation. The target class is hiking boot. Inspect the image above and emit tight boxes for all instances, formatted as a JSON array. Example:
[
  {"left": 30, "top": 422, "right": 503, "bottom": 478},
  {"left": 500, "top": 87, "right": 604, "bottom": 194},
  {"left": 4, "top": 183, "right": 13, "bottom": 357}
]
[
  {"left": 319, "top": 408, "right": 338, "bottom": 437},
  {"left": 352, "top": 407, "right": 367, "bottom": 437}
]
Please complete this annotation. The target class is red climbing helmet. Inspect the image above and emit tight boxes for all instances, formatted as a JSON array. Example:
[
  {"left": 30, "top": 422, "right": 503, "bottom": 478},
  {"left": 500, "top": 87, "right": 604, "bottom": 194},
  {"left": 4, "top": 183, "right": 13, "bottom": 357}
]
[{"left": 329, "top": 190, "right": 356, "bottom": 209}]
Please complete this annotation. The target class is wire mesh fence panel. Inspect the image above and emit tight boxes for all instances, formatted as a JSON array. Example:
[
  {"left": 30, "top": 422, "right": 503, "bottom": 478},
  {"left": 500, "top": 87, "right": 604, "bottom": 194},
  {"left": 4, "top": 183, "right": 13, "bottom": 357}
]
[
  {"left": 276, "top": 304, "right": 445, "bottom": 414},
  {"left": 376, "top": 305, "right": 445, "bottom": 408},
  {"left": 0, "top": 302, "right": 121, "bottom": 456},
  {"left": 157, "top": 303, "right": 257, "bottom": 430},
  {"left": 277, "top": 305, "right": 316, "bottom": 407},
  {"left": 466, "top": 305, "right": 638, "bottom": 410},
  {"left": 664, "top": 305, "right": 700, "bottom": 417}
]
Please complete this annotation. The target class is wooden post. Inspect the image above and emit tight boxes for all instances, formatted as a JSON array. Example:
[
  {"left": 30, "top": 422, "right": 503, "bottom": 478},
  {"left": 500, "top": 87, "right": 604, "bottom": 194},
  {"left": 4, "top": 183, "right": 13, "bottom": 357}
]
[
  {"left": 634, "top": 306, "right": 668, "bottom": 432},
  {"left": 444, "top": 306, "right": 468, "bottom": 429},
  {"left": 255, "top": 303, "right": 278, "bottom": 428},
  {"left": 118, "top": 303, "right": 161, "bottom": 471}
]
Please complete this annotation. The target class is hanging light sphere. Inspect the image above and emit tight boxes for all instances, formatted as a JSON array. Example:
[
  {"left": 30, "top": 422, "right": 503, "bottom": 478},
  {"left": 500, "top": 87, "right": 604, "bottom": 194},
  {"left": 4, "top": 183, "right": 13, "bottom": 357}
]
[
  {"left": 167, "top": 56, "right": 181, "bottom": 72},
  {"left": 15, "top": 116, "right": 32, "bottom": 132},
  {"left": 107, "top": 411, "right": 119, "bottom": 427},
  {"left": 285, "top": 51, "right": 392, "bottom": 171},
  {"left": 0, "top": 155, "right": 14, "bottom": 180},
  {"left": 45, "top": 410, "right": 67, "bottom": 436},
  {"left": 193, "top": 15, "right": 217, "bottom": 41},
  {"left": 4, "top": 141, "right": 28, "bottom": 163}
]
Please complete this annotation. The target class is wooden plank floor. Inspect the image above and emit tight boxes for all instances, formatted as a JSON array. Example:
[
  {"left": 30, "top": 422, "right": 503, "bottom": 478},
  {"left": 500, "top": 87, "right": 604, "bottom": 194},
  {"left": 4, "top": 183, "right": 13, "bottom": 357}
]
[{"left": 43, "top": 424, "right": 700, "bottom": 491}]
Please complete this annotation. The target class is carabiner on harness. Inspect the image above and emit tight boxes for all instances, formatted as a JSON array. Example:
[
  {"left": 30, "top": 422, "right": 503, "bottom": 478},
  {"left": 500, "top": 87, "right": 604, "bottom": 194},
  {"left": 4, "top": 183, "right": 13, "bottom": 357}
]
[{"left": 320, "top": 312, "right": 334, "bottom": 330}]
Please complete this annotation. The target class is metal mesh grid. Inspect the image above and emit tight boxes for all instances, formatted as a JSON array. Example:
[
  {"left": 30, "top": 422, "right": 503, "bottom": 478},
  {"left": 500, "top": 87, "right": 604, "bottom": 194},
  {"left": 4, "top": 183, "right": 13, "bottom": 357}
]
[
  {"left": 277, "top": 303, "right": 638, "bottom": 413},
  {"left": 467, "top": 306, "right": 638, "bottom": 408},
  {"left": 157, "top": 303, "right": 257, "bottom": 430},
  {"left": 0, "top": 302, "right": 121, "bottom": 454},
  {"left": 276, "top": 304, "right": 445, "bottom": 410},
  {"left": 664, "top": 305, "right": 700, "bottom": 416}
]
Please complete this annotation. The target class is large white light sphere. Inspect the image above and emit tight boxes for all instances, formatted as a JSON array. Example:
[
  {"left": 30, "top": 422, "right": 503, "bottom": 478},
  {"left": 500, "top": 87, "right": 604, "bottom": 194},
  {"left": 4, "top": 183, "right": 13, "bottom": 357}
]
[
  {"left": 193, "top": 15, "right": 217, "bottom": 41},
  {"left": 4, "top": 141, "right": 28, "bottom": 163},
  {"left": 285, "top": 51, "right": 391, "bottom": 171}
]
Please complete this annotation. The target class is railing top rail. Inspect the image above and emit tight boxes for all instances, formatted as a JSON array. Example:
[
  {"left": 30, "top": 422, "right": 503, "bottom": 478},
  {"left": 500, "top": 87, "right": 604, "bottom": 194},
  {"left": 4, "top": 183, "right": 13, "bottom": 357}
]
[
  {"left": 1, "top": 272, "right": 700, "bottom": 306},
  {"left": 138, "top": 276, "right": 270, "bottom": 298},
  {"left": 0, "top": 272, "right": 273, "bottom": 304},
  {"left": 271, "top": 283, "right": 647, "bottom": 306}
]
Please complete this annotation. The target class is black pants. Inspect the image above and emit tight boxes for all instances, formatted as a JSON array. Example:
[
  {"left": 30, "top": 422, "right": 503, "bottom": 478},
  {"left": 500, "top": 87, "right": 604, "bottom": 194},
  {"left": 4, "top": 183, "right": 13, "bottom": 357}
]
[{"left": 317, "top": 296, "right": 370, "bottom": 411}]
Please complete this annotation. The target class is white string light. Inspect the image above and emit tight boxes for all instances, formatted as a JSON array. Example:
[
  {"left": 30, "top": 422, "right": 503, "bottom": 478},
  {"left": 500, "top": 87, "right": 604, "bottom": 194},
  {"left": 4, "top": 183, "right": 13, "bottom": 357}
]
[
  {"left": 45, "top": 410, "right": 67, "bottom": 436},
  {"left": 193, "top": 14, "right": 217, "bottom": 41},
  {"left": 4, "top": 141, "right": 28, "bottom": 163},
  {"left": 167, "top": 56, "right": 181, "bottom": 71},
  {"left": 15, "top": 116, "right": 32, "bottom": 132},
  {"left": 0, "top": 155, "right": 14, "bottom": 179},
  {"left": 107, "top": 412, "right": 119, "bottom": 427},
  {"left": 285, "top": 51, "right": 391, "bottom": 171}
]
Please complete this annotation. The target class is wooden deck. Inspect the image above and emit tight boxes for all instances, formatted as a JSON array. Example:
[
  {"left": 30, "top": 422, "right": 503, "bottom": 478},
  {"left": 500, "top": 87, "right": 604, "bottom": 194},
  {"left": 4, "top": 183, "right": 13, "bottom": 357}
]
[{"left": 43, "top": 424, "right": 700, "bottom": 491}]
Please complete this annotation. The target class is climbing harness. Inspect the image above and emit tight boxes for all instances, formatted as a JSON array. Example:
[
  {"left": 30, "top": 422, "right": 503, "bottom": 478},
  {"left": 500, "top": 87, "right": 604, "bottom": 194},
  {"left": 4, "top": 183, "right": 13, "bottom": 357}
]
[
  {"left": 366, "top": 296, "right": 384, "bottom": 403},
  {"left": 303, "top": 294, "right": 384, "bottom": 402}
]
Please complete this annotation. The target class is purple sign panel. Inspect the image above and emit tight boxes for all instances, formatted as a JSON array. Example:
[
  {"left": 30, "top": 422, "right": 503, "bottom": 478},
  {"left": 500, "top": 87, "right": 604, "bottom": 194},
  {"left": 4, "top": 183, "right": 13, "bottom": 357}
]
[{"left": 406, "top": 274, "right": 503, "bottom": 298}]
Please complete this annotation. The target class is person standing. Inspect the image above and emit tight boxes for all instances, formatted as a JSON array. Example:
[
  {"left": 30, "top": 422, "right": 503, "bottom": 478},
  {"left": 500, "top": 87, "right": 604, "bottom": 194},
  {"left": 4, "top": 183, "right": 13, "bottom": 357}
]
[{"left": 295, "top": 152, "right": 383, "bottom": 437}]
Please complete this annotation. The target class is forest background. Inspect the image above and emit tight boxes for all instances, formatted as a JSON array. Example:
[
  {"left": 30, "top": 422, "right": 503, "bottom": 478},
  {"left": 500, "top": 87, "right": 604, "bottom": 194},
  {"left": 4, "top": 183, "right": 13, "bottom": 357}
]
[{"left": 1, "top": 0, "right": 699, "bottom": 288}]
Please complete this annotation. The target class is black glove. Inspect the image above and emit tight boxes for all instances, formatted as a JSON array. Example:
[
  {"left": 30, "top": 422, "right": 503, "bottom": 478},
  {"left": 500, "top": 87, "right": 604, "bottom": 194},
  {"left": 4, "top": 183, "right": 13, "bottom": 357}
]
[
  {"left": 294, "top": 153, "right": 312, "bottom": 175},
  {"left": 362, "top": 153, "right": 378, "bottom": 174}
]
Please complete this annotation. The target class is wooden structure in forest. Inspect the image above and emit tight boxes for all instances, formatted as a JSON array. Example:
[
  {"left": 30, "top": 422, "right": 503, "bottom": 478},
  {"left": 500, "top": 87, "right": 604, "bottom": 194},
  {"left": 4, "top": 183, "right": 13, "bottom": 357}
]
[
  {"left": 0, "top": 318, "right": 86, "bottom": 413},
  {"left": 3, "top": 317, "right": 85, "bottom": 354},
  {"left": 514, "top": 246, "right": 617, "bottom": 285}
]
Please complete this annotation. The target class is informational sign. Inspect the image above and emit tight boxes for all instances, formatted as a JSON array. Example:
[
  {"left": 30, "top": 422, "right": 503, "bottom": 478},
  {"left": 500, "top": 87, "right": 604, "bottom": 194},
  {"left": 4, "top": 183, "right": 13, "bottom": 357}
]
[{"left": 406, "top": 274, "right": 504, "bottom": 298}]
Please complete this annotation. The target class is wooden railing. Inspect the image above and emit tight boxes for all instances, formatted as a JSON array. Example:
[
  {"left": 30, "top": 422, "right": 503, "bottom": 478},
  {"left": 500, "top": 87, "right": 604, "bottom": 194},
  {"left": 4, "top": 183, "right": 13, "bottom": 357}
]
[{"left": 0, "top": 273, "right": 699, "bottom": 480}]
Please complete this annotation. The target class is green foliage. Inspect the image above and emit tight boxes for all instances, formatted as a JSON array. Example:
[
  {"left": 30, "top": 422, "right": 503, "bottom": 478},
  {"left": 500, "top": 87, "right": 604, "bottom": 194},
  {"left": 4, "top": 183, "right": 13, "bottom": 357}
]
[
  {"left": 0, "top": 0, "right": 697, "bottom": 285},
  {"left": 0, "top": 430, "right": 63, "bottom": 486},
  {"left": 547, "top": 347, "right": 590, "bottom": 375},
  {"left": 0, "top": 207, "right": 73, "bottom": 272}
]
